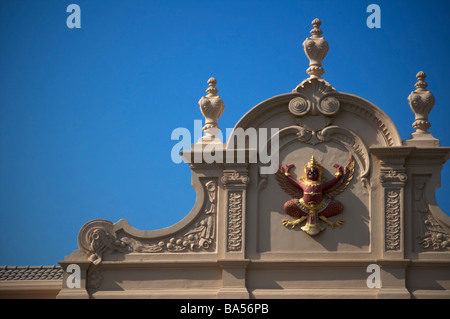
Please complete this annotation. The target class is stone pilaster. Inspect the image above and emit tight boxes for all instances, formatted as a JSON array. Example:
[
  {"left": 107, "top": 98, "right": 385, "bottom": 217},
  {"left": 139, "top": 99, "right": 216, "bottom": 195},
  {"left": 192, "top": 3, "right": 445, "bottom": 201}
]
[
  {"left": 372, "top": 147, "right": 412, "bottom": 259},
  {"left": 371, "top": 147, "right": 412, "bottom": 298},
  {"left": 218, "top": 167, "right": 250, "bottom": 298},
  {"left": 221, "top": 168, "right": 249, "bottom": 258}
]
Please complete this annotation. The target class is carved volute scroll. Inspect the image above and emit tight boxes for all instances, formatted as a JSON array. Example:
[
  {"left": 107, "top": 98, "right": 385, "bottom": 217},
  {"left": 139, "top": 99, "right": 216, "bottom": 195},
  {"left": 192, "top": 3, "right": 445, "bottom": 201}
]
[
  {"left": 77, "top": 220, "right": 127, "bottom": 265},
  {"left": 290, "top": 79, "right": 339, "bottom": 119}
]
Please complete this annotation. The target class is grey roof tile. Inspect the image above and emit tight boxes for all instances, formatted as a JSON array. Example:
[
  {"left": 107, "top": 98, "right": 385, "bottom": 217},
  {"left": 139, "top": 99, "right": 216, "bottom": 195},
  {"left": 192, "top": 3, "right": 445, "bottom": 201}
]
[{"left": 0, "top": 266, "right": 63, "bottom": 281}]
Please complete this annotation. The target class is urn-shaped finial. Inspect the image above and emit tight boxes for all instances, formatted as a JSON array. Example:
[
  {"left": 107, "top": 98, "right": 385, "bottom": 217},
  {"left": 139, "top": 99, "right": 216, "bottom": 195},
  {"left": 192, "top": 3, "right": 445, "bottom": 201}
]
[
  {"left": 302, "top": 18, "right": 329, "bottom": 79},
  {"left": 198, "top": 77, "right": 225, "bottom": 143},
  {"left": 408, "top": 71, "right": 435, "bottom": 133}
]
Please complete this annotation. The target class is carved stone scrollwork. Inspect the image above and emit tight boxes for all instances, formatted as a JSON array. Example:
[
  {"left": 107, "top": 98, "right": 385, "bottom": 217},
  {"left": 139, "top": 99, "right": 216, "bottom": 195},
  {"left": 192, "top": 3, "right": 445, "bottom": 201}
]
[
  {"left": 379, "top": 170, "right": 406, "bottom": 252},
  {"left": 385, "top": 190, "right": 401, "bottom": 251},
  {"left": 319, "top": 96, "right": 340, "bottom": 115},
  {"left": 227, "top": 191, "right": 243, "bottom": 252},
  {"left": 121, "top": 180, "right": 218, "bottom": 253},
  {"left": 413, "top": 176, "right": 450, "bottom": 251},
  {"left": 78, "top": 181, "right": 219, "bottom": 263},
  {"left": 379, "top": 170, "right": 408, "bottom": 184},
  {"left": 290, "top": 79, "right": 339, "bottom": 119},
  {"left": 419, "top": 214, "right": 450, "bottom": 251},
  {"left": 221, "top": 170, "right": 250, "bottom": 185},
  {"left": 222, "top": 170, "right": 248, "bottom": 252},
  {"left": 277, "top": 125, "right": 370, "bottom": 186},
  {"left": 288, "top": 97, "right": 309, "bottom": 116},
  {"left": 78, "top": 220, "right": 129, "bottom": 265}
]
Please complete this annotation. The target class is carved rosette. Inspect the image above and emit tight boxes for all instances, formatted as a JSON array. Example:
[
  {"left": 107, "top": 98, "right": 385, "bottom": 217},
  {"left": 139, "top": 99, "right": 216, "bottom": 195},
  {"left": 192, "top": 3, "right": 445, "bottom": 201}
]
[{"left": 408, "top": 71, "right": 435, "bottom": 133}]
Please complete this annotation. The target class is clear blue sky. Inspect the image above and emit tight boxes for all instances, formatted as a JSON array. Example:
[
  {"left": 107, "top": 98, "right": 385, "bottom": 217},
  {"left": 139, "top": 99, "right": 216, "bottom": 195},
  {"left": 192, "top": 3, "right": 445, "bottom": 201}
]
[{"left": 1, "top": 0, "right": 449, "bottom": 266}]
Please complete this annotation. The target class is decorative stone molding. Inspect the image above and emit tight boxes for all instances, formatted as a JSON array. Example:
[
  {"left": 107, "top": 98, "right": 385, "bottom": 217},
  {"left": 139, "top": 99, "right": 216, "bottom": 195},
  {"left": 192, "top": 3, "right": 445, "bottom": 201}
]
[
  {"left": 78, "top": 220, "right": 128, "bottom": 265},
  {"left": 379, "top": 169, "right": 407, "bottom": 184},
  {"left": 290, "top": 79, "right": 339, "bottom": 120},
  {"left": 413, "top": 175, "right": 450, "bottom": 251},
  {"left": 276, "top": 125, "right": 370, "bottom": 184},
  {"left": 78, "top": 180, "right": 218, "bottom": 263},
  {"left": 221, "top": 170, "right": 250, "bottom": 185},
  {"left": 341, "top": 97, "right": 401, "bottom": 147},
  {"left": 419, "top": 214, "right": 450, "bottom": 251},
  {"left": 371, "top": 148, "right": 412, "bottom": 255},
  {"left": 227, "top": 191, "right": 243, "bottom": 252},
  {"left": 52, "top": 18, "right": 450, "bottom": 300},
  {"left": 385, "top": 189, "right": 401, "bottom": 251},
  {"left": 121, "top": 211, "right": 215, "bottom": 253},
  {"left": 221, "top": 170, "right": 248, "bottom": 253},
  {"left": 120, "top": 180, "right": 217, "bottom": 253},
  {"left": 379, "top": 170, "right": 406, "bottom": 251}
]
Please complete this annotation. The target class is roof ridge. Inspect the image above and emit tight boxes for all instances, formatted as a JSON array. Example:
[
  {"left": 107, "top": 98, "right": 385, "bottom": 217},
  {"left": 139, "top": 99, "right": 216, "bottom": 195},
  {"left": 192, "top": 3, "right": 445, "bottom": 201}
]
[{"left": 0, "top": 265, "right": 61, "bottom": 270}]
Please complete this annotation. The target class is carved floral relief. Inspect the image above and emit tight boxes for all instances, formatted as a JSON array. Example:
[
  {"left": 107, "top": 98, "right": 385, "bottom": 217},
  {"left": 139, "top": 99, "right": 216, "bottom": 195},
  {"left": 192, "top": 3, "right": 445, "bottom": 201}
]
[
  {"left": 385, "top": 189, "right": 401, "bottom": 251},
  {"left": 80, "top": 180, "right": 218, "bottom": 265}
]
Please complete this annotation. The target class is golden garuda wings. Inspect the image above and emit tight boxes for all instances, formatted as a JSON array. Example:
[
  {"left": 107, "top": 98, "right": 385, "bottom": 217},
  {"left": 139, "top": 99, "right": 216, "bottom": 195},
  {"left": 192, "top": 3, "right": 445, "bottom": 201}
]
[
  {"left": 323, "top": 154, "right": 355, "bottom": 199},
  {"left": 274, "top": 165, "right": 304, "bottom": 199}
]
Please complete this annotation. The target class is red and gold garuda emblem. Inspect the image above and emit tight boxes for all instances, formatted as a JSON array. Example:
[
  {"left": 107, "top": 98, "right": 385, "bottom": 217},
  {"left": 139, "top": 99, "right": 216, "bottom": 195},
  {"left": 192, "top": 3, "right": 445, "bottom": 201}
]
[{"left": 275, "top": 155, "right": 355, "bottom": 236}]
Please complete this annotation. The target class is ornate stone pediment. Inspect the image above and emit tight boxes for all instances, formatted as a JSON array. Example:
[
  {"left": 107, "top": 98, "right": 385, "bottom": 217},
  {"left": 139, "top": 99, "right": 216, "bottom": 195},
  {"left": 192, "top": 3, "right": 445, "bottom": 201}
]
[{"left": 57, "top": 18, "right": 450, "bottom": 300}]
